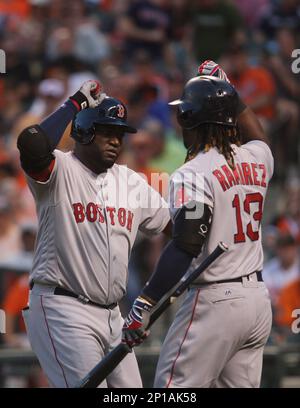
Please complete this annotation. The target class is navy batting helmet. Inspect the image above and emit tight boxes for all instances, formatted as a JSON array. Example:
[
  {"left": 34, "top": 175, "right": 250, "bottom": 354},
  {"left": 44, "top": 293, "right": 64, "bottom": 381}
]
[
  {"left": 169, "top": 76, "right": 238, "bottom": 130},
  {"left": 71, "top": 97, "right": 137, "bottom": 144}
]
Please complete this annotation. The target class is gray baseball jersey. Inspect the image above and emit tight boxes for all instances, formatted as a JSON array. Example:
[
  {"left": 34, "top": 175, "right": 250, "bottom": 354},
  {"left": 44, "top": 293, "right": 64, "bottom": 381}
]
[
  {"left": 154, "top": 140, "right": 273, "bottom": 388},
  {"left": 24, "top": 149, "right": 169, "bottom": 388},
  {"left": 27, "top": 149, "right": 169, "bottom": 304},
  {"left": 169, "top": 140, "right": 274, "bottom": 282}
]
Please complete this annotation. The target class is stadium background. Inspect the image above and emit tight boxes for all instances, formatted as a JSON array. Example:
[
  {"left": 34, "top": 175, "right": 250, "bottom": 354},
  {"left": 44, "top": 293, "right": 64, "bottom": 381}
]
[{"left": 0, "top": 0, "right": 299, "bottom": 387}]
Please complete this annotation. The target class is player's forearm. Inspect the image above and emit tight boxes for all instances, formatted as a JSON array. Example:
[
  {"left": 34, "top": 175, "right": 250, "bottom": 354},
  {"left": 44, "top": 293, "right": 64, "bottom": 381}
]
[
  {"left": 38, "top": 80, "right": 103, "bottom": 150},
  {"left": 237, "top": 106, "right": 269, "bottom": 145},
  {"left": 40, "top": 99, "right": 78, "bottom": 150},
  {"left": 142, "top": 240, "right": 194, "bottom": 304},
  {"left": 17, "top": 79, "right": 103, "bottom": 175}
]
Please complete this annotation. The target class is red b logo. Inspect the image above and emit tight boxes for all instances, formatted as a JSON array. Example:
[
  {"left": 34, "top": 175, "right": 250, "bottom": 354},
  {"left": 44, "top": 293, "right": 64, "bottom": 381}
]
[{"left": 117, "top": 104, "right": 125, "bottom": 118}]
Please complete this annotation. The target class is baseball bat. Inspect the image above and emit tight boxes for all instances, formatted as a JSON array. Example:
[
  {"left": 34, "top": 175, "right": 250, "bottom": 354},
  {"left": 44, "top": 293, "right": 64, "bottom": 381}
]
[{"left": 76, "top": 241, "right": 228, "bottom": 388}]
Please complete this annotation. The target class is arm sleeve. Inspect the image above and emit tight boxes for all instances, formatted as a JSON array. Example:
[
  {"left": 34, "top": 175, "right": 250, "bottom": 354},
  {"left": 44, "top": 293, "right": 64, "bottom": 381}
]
[
  {"left": 142, "top": 240, "right": 194, "bottom": 303},
  {"left": 39, "top": 99, "right": 78, "bottom": 149}
]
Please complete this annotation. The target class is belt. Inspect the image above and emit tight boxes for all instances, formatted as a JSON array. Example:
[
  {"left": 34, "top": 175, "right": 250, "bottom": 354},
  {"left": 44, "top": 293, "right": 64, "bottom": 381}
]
[
  {"left": 30, "top": 282, "right": 117, "bottom": 310},
  {"left": 197, "top": 271, "right": 263, "bottom": 286}
]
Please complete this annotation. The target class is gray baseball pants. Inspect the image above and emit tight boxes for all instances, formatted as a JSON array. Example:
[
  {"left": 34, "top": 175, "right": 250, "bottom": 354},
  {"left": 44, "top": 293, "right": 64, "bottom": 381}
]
[
  {"left": 154, "top": 275, "right": 272, "bottom": 388},
  {"left": 23, "top": 283, "right": 142, "bottom": 388}
]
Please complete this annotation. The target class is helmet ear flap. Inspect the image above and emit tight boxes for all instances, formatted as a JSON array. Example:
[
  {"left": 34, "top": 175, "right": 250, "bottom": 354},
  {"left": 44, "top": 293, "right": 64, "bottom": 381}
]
[
  {"left": 177, "top": 109, "right": 194, "bottom": 129},
  {"left": 72, "top": 122, "right": 96, "bottom": 144},
  {"left": 176, "top": 101, "right": 198, "bottom": 130}
]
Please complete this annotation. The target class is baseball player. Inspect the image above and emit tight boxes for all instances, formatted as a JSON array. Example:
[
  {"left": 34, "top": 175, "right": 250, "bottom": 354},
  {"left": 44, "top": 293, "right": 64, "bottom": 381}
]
[
  {"left": 17, "top": 80, "right": 170, "bottom": 388},
  {"left": 122, "top": 66, "right": 273, "bottom": 387}
]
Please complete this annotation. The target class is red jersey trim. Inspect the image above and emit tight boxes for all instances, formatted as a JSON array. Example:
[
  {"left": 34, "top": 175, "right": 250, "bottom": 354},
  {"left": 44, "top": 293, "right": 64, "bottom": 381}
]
[
  {"left": 40, "top": 295, "right": 69, "bottom": 387},
  {"left": 166, "top": 289, "right": 200, "bottom": 388}
]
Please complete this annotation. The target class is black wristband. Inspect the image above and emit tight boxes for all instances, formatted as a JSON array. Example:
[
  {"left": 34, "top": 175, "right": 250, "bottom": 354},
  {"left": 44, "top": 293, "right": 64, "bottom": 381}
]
[{"left": 69, "top": 91, "right": 89, "bottom": 111}]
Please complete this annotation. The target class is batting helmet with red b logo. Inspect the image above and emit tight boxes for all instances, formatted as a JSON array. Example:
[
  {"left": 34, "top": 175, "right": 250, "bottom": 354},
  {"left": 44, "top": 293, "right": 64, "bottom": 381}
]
[{"left": 71, "top": 97, "right": 137, "bottom": 144}]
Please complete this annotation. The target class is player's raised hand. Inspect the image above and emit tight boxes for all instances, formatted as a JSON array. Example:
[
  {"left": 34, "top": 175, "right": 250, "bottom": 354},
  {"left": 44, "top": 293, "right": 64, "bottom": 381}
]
[
  {"left": 197, "top": 60, "right": 230, "bottom": 83},
  {"left": 122, "top": 296, "right": 154, "bottom": 347},
  {"left": 70, "top": 80, "right": 107, "bottom": 111}
]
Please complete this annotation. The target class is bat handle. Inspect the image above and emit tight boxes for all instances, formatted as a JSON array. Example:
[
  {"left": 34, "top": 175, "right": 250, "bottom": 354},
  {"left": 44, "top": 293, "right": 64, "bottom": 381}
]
[
  {"left": 77, "top": 343, "right": 132, "bottom": 388},
  {"left": 218, "top": 241, "right": 229, "bottom": 252}
]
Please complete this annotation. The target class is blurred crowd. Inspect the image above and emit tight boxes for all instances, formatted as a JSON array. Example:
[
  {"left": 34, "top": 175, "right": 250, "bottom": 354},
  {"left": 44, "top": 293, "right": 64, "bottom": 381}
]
[{"left": 0, "top": 0, "right": 299, "bottom": 387}]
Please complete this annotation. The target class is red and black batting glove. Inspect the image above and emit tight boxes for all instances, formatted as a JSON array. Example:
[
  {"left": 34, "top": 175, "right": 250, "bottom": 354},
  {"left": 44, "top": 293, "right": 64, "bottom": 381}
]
[
  {"left": 198, "top": 60, "right": 246, "bottom": 114},
  {"left": 69, "top": 80, "right": 107, "bottom": 111},
  {"left": 197, "top": 60, "right": 230, "bottom": 83},
  {"left": 122, "top": 296, "right": 155, "bottom": 347}
]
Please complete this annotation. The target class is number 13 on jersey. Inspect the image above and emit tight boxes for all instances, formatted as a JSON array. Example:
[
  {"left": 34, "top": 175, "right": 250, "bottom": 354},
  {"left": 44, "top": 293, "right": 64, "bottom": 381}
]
[{"left": 232, "top": 193, "right": 263, "bottom": 243}]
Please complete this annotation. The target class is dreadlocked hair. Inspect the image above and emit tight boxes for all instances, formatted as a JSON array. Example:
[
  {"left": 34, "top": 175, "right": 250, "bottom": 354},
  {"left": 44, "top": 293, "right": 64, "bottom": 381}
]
[{"left": 185, "top": 123, "right": 241, "bottom": 169}]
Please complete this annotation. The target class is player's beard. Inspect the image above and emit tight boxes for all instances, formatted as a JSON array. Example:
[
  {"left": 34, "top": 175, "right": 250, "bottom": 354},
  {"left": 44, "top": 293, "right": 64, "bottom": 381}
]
[
  {"left": 101, "top": 146, "right": 121, "bottom": 167},
  {"left": 102, "top": 153, "right": 119, "bottom": 168}
]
